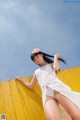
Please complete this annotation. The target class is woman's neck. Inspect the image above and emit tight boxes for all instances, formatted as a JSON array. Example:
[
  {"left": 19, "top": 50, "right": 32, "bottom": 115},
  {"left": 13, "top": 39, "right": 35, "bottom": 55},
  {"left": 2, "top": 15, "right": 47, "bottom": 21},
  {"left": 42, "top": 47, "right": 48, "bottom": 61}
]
[{"left": 40, "top": 61, "right": 48, "bottom": 67}]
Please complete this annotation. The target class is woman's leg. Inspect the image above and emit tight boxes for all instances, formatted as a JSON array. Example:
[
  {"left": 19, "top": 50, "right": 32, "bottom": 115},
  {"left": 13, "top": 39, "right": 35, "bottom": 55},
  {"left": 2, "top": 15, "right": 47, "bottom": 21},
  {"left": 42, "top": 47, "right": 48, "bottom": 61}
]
[
  {"left": 54, "top": 91, "right": 80, "bottom": 120},
  {"left": 44, "top": 96, "right": 61, "bottom": 120}
]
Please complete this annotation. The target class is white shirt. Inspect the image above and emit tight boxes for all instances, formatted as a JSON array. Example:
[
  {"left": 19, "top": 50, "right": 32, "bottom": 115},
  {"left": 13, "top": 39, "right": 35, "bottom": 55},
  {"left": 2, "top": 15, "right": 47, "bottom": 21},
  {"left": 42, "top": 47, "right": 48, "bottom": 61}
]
[
  {"left": 34, "top": 63, "right": 80, "bottom": 120},
  {"left": 34, "top": 63, "right": 71, "bottom": 107}
]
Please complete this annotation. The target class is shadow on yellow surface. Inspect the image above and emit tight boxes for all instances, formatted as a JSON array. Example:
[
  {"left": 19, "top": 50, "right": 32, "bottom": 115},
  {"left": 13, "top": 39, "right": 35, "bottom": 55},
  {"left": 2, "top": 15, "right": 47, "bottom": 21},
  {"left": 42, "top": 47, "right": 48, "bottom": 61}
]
[{"left": 0, "top": 67, "right": 80, "bottom": 120}]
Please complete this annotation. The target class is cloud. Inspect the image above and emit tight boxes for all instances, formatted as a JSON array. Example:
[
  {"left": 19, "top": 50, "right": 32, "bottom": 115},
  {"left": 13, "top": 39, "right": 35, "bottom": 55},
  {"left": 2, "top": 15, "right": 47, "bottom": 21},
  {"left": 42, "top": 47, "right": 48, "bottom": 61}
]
[
  {"left": 0, "top": 0, "right": 23, "bottom": 15},
  {"left": 0, "top": 0, "right": 80, "bottom": 81},
  {"left": 0, "top": 15, "right": 16, "bottom": 34},
  {"left": 24, "top": 4, "right": 43, "bottom": 29},
  {"left": 0, "top": 0, "right": 79, "bottom": 53}
]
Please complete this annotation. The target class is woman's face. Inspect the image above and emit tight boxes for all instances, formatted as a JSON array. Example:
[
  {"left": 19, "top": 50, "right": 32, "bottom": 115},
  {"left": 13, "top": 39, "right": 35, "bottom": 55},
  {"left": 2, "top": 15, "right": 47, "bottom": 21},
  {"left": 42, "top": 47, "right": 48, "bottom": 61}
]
[{"left": 33, "top": 54, "right": 44, "bottom": 65}]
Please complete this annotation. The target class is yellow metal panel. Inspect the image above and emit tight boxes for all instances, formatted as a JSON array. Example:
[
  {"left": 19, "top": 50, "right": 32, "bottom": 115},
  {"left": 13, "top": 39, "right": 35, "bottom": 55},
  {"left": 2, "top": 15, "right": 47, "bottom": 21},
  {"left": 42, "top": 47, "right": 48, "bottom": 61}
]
[
  {"left": 57, "top": 67, "right": 80, "bottom": 91},
  {"left": 1, "top": 81, "right": 16, "bottom": 120},
  {"left": 16, "top": 77, "right": 46, "bottom": 120},
  {"left": 0, "top": 67, "right": 80, "bottom": 120},
  {"left": 9, "top": 80, "right": 26, "bottom": 120},
  {"left": 0, "top": 83, "right": 5, "bottom": 114}
]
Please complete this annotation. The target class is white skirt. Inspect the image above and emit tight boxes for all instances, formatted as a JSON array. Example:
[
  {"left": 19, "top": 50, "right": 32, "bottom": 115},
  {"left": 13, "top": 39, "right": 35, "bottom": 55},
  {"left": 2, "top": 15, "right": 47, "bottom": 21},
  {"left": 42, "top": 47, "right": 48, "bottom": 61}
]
[{"left": 42, "top": 81, "right": 80, "bottom": 120}]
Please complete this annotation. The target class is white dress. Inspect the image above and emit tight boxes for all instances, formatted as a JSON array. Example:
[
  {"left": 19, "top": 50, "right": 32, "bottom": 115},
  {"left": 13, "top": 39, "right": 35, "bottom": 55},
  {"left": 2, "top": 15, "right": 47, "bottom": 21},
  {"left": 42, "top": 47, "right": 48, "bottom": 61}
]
[{"left": 35, "top": 63, "right": 80, "bottom": 119}]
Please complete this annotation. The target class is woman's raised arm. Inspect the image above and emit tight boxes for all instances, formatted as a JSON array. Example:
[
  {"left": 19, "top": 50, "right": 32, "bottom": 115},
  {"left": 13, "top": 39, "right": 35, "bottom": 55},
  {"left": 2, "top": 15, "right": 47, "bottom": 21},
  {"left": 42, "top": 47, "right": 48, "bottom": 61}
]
[{"left": 53, "top": 53, "right": 60, "bottom": 71}]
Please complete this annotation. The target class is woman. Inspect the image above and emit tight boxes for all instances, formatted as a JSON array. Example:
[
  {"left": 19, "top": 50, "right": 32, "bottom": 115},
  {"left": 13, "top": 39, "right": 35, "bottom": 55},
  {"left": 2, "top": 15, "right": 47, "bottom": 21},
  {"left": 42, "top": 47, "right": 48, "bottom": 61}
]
[{"left": 16, "top": 48, "right": 80, "bottom": 120}]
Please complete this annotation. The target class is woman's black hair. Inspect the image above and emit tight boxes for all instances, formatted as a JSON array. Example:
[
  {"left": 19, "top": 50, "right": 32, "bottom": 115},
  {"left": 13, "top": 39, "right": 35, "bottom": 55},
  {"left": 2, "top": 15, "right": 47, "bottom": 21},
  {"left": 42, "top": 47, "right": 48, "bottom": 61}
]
[{"left": 31, "top": 51, "right": 67, "bottom": 64}]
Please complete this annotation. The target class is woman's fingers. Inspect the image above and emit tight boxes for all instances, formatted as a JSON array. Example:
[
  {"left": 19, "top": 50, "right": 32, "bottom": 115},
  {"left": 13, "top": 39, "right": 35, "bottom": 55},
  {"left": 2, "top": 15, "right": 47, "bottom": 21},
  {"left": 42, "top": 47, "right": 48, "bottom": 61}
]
[
  {"left": 15, "top": 76, "right": 20, "bottom": 80},
  {"left": 15, "top": 76, "right": 22, "bottom": 81},
  {"left": 54, "top": 53, "right": 60, "bottom": 59}
]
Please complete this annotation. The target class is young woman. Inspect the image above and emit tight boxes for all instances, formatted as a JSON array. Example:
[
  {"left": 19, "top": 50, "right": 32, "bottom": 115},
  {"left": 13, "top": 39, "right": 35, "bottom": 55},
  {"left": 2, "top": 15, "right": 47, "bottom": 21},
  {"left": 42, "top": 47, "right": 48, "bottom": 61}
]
[{"left": 16, "top": 48, "right": 80, "bottom": 120}]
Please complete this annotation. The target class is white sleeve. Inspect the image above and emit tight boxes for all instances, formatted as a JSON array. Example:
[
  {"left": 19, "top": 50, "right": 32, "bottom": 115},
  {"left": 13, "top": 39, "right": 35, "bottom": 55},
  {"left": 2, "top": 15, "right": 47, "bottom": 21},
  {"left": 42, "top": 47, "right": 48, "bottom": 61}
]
[{"left": 33, "top": 69, "right": 37, "bottom": 77}]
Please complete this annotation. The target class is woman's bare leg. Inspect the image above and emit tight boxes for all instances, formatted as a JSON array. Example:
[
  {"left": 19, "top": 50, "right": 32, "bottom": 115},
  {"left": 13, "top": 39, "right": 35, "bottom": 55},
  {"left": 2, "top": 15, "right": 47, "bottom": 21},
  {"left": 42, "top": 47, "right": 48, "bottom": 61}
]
[
  {"left": 54, "top": 91, "right": 80, "bottom": 120},
  {"left": 44, "top": 96, "right": 61, "bottom": 120}
]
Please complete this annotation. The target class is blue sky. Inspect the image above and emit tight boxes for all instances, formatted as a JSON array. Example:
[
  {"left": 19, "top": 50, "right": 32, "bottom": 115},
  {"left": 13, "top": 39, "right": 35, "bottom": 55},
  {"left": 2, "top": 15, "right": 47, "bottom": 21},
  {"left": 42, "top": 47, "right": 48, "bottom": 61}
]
[{"left": 0, "top": 0, "right": 80, "bottom": 81}]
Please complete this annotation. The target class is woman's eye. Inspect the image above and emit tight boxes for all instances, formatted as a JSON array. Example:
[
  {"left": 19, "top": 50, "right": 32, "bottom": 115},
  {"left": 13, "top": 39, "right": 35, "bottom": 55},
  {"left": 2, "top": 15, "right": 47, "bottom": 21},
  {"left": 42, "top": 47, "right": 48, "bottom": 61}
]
[
  {"left": 36, "top": 56, "right": 39, "bottom": 59},
  {"left": 34, "top": 56, "right": 38, "bottom": 61}
]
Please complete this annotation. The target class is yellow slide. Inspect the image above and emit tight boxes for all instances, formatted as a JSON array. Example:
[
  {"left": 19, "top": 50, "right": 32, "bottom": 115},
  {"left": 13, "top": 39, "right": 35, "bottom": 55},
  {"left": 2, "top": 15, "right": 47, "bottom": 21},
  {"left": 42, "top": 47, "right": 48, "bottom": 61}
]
[{"left": 0, "top": 67, "right": 80, "bottom": 120}]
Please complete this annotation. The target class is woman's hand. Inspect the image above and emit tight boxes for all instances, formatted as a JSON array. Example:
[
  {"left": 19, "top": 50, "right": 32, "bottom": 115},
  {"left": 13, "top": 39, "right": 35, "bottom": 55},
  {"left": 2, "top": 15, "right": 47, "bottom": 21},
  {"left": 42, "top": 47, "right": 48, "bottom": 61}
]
[
  {"left": 15, "top": 76, "right": 23, "bottom": 82},
  {"left": 53, "top": 53, "right": 60, "bottom": 71},
  {"left": 54, "top": 53, "right": 60, "bottom": 59},
  {"left": 15, "top": 75, "right": 37, "bottom": 90}
]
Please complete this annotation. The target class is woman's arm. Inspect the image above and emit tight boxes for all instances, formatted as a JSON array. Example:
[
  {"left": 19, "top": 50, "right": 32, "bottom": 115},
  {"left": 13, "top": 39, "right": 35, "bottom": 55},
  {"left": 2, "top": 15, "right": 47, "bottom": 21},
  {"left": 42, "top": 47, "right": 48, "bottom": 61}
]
[
  {"left": 15, "top": 75, "right": 37, "bottom": 90},
  {"left": 53, "top": 53, "right": 60, "bottom": 71}
]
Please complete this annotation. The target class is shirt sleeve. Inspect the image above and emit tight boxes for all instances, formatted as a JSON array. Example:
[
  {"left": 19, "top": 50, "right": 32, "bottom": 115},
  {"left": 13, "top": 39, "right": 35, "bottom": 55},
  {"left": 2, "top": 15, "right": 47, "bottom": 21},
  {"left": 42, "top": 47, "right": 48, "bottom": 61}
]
[{"left": 33, "top": 69, "right": 37, "bottom": 77}]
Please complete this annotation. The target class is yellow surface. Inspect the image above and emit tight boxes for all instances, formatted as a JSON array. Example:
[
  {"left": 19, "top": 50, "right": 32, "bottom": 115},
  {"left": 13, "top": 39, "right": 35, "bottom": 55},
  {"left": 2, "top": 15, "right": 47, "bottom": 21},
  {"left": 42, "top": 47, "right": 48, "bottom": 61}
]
[{"left": 0, "top": 67, "right": 80, "bottom": 120}]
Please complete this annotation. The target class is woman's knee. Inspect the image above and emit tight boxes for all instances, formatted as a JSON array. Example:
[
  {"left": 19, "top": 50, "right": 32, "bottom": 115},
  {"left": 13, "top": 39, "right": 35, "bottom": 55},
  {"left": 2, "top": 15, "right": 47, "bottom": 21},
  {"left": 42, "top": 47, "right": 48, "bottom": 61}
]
[
  {"left": 44, "top": 110, "right": 61, "bottom": 120},
  {"left": 72, "top": 112, "right": 80, "bottom": 120},
  {"left": 47, "top": 114, "right": 61, "bottom": 120},
  {"left": 44, "top": 97, "right": 61, "bottom": 120},
  {"left": 45, "top": 113, "right": 54, "bottom": 120}
]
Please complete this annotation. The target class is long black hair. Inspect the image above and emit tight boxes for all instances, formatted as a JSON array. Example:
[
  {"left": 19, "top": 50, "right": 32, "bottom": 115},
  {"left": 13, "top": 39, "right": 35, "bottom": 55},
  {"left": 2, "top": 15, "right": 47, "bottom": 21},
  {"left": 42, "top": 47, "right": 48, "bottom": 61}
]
[
  {"left": 31, "top": 51, "right": 67, "bottom": 73},
  {"left": 31, "top": 51, "right": 67, "bottom": 64}
]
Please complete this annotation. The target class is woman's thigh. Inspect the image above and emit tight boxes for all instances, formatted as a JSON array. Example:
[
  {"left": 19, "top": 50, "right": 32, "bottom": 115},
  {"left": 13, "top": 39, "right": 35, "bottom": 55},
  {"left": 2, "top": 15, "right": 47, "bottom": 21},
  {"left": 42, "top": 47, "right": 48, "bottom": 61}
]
[
  {"left": 55, "top": 92, "right": 80, "bottom": 119},
  {"left": 44, "top": 96, "right": 61, "bottom": 120}
]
